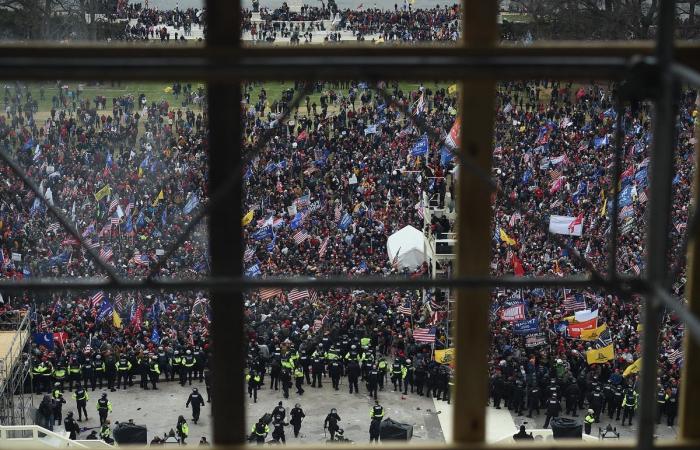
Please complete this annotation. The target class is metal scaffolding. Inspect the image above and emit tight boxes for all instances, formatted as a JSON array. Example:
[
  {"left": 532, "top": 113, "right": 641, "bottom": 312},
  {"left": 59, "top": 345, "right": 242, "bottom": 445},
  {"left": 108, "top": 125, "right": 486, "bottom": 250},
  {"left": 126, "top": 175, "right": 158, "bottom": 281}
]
[{"left": 0, "top": 312, "right": 33, "bottom": 426}]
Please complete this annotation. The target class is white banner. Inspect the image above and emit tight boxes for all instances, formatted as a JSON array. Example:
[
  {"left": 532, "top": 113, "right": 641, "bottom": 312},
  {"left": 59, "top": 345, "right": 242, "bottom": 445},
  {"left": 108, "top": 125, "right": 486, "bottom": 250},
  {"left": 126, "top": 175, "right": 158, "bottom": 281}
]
[
  {"left": 549, "top": 215, "right": 583, "bottom": 236},
  {"left": 575, "top": 309, "right": 598, "bottom": 323}
]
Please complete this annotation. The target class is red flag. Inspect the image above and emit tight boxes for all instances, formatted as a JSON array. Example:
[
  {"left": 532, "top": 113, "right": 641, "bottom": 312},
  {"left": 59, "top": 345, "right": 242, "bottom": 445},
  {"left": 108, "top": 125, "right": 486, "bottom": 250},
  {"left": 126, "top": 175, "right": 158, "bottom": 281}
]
[
  {"left": 568, "top": 213, "right": 584, "bottom": 233},
  {"left": 512, "top": 254, "right": 525, "bottom": 276},
  {"left": 567, "top": 318, "right": 597, "bottom": 338}
]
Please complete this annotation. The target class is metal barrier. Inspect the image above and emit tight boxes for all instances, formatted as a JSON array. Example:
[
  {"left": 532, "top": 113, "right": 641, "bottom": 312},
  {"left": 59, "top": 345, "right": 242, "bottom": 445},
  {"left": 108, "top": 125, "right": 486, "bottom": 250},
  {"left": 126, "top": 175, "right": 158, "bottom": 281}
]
[
  {"left": 0, "top": 424, "right": 90, "bottom": 448},
  {"left": 0, "top": 311, "right": 33, "bottom": 425}
]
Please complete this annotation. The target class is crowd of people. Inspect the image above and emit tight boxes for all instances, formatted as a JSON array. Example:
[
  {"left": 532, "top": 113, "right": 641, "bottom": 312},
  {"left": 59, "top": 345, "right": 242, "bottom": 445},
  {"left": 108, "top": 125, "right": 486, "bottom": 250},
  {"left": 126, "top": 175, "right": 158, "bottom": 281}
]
[
  {"left": 241, "top": 2, "right": 461, "bottom": 44},
  {"left": 0, "top": 1, "right": 696, "bottom": 443}
]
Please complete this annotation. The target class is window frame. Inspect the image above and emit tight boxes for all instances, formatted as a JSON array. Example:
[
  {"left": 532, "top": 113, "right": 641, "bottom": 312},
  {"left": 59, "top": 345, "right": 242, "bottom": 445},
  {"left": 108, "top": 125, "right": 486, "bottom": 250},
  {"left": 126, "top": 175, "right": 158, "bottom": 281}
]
[{"left": 0, "top": 0, "right": 699, "bottom": 447}]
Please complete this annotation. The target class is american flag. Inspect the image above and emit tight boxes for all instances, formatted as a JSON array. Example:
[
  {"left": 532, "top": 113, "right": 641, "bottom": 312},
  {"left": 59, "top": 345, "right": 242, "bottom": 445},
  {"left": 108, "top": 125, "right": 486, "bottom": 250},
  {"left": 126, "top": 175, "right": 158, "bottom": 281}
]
[
  {"left": 293, "top": 230, "right": 310, "bottom": 245},
  {"left": 549, "top": 169, "right": 562, "bottom": 180},
  {"left": 287, "top": 289, "right": 309, "bottom": 302},
  {"left": 87, "top": 240, "right": 100, "bottom": 249},
  {"left": 415, "top": 200, "right": 424, "bottom": 220},
  {"left": 82, "top": 222, "right": 95, "bottom": 237},
  {"left": 244, "top": 247, "right": 256, "bottom": 262},
  {"left": 309, "top": 290, "right": 318, "bottom": 303},
  {"left": 563, "top": 289, "right": 586, "bottom": 311},
  {"left": 667, "top": 349, "right": 684, "bottom": 364},
  {"left": 47, "top": 222, "right": 60, "bottom": 234},
  {"left": 397, "top": 299, "right": 412, "bottom": 315},
  {"left": 259, "top": 288, "right": 282, "bottom": 300},
  {"left": 319, "top": 236, "right": 330, "bottom": 258},
  {"left": 638, "top": 190, "right": 648, "bottom": 203},
  {"left": 90, "top": 291, "right": 105, "bottom": 308},
  {"left": 114, "top": 293, "right": 124, "bottom": 312},
  {"left": 631, "top": 263, "right": 641, "bottom": 275},
  {"left": 413, "top": 327, "right": 436, "bottom": 343},
  {"left": 110, "top": 216, "right": 120, "bottom": 225},
  {"left": 288, "top": 288, "right": 310, "bottom": 302},
  {"left": 509, "top": 212, "right": 521, "bottom": 227},
  {"left": 99, "top": 246, "right": 113, "bottom": 261},
  {"left": 109, "top": 198, "right": 118, "bottom": 212},
  {"left": 125, "top": 202, "right": 134, "bottom": 217},
  {"left": 334, "top": 204, "right": 342, "bottom": 221},
  {"left": 62, "top": 238, "right": 79, "bottom": 246},
  {"left": 131, "top": 251, "right": 149, "bottom": 266},
  {"left": 192, "top": 297, "right": 209, "bottom": 315}
]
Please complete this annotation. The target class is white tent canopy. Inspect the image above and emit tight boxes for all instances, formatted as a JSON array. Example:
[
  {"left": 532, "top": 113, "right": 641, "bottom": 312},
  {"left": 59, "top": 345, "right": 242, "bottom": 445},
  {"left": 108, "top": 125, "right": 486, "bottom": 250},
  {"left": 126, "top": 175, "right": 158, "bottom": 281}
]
[{"left": 386, "top": 225, "right": 426, "bottom": 269}]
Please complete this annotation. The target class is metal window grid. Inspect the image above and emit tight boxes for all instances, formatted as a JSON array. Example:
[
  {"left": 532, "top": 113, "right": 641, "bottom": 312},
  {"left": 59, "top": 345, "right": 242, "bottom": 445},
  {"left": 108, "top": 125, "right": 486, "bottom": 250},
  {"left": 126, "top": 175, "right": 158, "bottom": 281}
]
[{"left": 1, "top": 0, "right": 700, "bottom": 448}]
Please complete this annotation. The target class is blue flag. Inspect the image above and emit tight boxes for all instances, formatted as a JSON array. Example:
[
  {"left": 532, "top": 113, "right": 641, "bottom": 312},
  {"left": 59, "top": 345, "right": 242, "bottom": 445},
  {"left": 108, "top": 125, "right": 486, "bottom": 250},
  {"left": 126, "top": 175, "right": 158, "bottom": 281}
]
[
  {"left": 251, "top": 226, "right": 273, "bottom": 241},
  {"left": 593, "top": 135, "right": 609, "bottom": 149},
  {"left": 97, "top": 299, "right": 113, "bottom": 322},
  {"left": 410, "top": 134, "right": 429, "bottom": 157},
  {"left": 290, "top": 213, "right": 304, "bottom": 230},
  {"left": 339, "top": 212, "right": 352, "bottom": 231},
  {"left": 618, "top": 185, "right": 633, "bottom": 208},
  {"left": 513, "top": 318, "right": 540, "bottom": 335},
  {"left": 183, "top": 194, "right": 199, "bottom": 214},
  {"left": 440, "top": 146, "right": 454, "bottom": 166},
  {"left": 245, "top": 264, "right": 262, "bottom": 277},
  {"left": 161, "top": 208, "right": 167, "bottom": 226},
  {"left": 151, "top": 328, "right": 161, "bottom": 345},
  {"left": 136, "top": 210, "right": 145, "bottom": 228},
  {"left": 33, "top": 332, "right": 54, "bottom": 349}
]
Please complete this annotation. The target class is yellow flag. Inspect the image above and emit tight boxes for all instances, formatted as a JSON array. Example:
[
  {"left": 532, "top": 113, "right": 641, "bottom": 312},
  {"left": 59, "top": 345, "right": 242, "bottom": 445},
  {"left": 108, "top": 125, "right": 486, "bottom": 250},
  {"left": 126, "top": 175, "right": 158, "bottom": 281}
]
[
  {"left": 586, "top": 344, "right": 614, "bottom": 364},
  {"left": 434, "top": 348, "right": 454, "bottom": 365},
  {"left": 600, "top": 197, "right": 608, "bottom": 217},
  {"left": 94, "top": 185, "right": 112, "bottom": 201},
  {"left": 138, "top": 166, "right": 143, "bottom": 178},
  {"left": 581, "top": 323, "right": 608, "bottom": 341},
  {"left": 242, "top": 210, "right": 254, "bottom": 226},
  {"left": 152, "top": 190, "right": 164, "bottom": 207},
  {"left": 448, "top": 84, "right": 458, "bottom": 95},
  {"left": 164, "top": 86, "right": 173, "bottom": 93},
  {"left": 113, "top": 310, "right": 122, "bottom": 329},
  {"left": 499, "top": 228, "right": 516, "bottom": 246},
  {"left": 375, "top": 36, "right": 385, "bottom": 44},
  {"left": 637, "top": 323, "right": 644, "bottom": 332},
  {"left": 623, "top": 358, "right": 642, "bottom": 377},
  {"left": 563, "top": 315, "right": 575, "bottom": 322}
]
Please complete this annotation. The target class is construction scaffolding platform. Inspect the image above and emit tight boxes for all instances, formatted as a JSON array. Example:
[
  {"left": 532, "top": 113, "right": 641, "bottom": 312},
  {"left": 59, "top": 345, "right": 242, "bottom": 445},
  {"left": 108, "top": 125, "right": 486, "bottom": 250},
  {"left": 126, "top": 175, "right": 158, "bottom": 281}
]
[{"left": 0, "top": 311, "right": 33, "bottom": 425}]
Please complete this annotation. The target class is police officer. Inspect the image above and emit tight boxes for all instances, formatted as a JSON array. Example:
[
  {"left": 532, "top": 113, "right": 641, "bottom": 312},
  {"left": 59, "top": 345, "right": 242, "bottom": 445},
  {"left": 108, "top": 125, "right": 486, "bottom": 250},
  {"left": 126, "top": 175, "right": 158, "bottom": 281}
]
[
  {"left": 311, "top": 353, "right": 324, "bottom": 388},
  {"left": 52, "top": 387, "right": 66, "bottom": 426},
  {"left": 72, "top": 383, "right": 89, "bottom": 421},
  {"left": 183, "top": 350, "right": 196, "bottom": 385},
  {"left": 584, "top": 409, "right": 595, "bottom": 435},
  {"left": 176, "top": 416, "right": 189, "bottom": 444},
  {"left": 324, "top": 408, "right": 341, "bottom": 440},
  {"left": 271, "top": 414, "right": 288, "bottom": 444},
  {"left": 602, "top": 382, "right": 615, "bottom": 415},
  {"left": 543, "top": 393, "right": 561, "bottom": 429},
  {"left": 82, "top": 356, "right": 96, "bottom": 391},
  {"left": 512, "top": 379, "right": 525, "bottom": 416},
  {"left": 193, "top": 346, "right": 206, "bottom": 382},
  {"left": 149, "top": 356, "right": 160, "bottom": 389},
  {"left": 272, "top": 401, "right": 287, "bottom": 421},
  {"left": 32, "top": 359, "right": 51, "bottom": 394},
  {"left": 667, "top": 382, "right": 679, "bottom": 426},
  {"left": 367, "top": 364, "right": 379, "bottom": 400},
  {"left": 157, "top": 347, "right": 171, "bottom": 382},
  {"left": 281, "top": 367, "right": 292, "bottom": 399},
  {"left": 402, "top": 359, "right": 414, "bottom": 395},
  {"left": 104, "top": 353, "right": 116, "bottom": 392},
  {"left": 64, "top": 411, "right": 80, "bottom": 440},
  {"left": 294, "top": 364, "right": 305, "bottom": 395},
  {"left": 527, "top": 383, "right": 541, "bottom": 418},
  {"left": 377, "top": 358, "right": 388, "bottom": 391},
  {"left": 53, "top": 360, "right": 67, "bottom": 391},
  {"left": 347, "top": 358, "right": 361, "bottom": 394},
  {"left": 186, "top": 387, "right": 205, "bottom": 424},
  {"left": 270, "top": 350, "right": 282, "bottom": 390},
  {"left": 621, "top": 388, "right": 638, "bottom": 426},
  {"left": 369, "top": 401, "right": 383, "bottom": 443},
  {"left": 565, "top": 379, "right": 580, "bottom": 416},
  {"left": 329, "top": 358, "right": 341, "bottom": 391},
  {"left": 299, "top": 348, "right": 312, "bottom": 385},
  {"left": 370, "top": 400, "right": 384, "bottom": 420},
  {"left": 290, "top": 403, "right": 305, "bottom": 438},
  {"left": 100, "top": 420, "right": 114, "bottom": 444},
  {"left": 138, "top": 355, "right": 150, "bottom": 390},
  {"left": 115, "top": 356, "right": 131, "bottom": 390},
  {"left": 492, "top": 373, "right": 504, "bottom": 409},
  {"left": 390, "top": 359, "right": 403, "bottom": 392},
  {"left": 172, "top": 350, "right": 185, "bottom": 385},
  {"left": 96, "top": 393, "right": 112, "bottom": 425},
  {"left": 67, "top": 357, "right": 81, "bottom": 392},
  {"left": 414, "top": 363, "right": 425, "bottom": 396},
  {"left": 656, "top": 387, "right": 668, "bottom": 425},
  {"left": 589, "top": 387, "right": 603, "bottom": 422},
  {"left": 610, "top": 385, "right": 624, "bottom": 420},
  {"left": 250, "top": 418, "right": 269, "bottom": 445},
  {"left": 94, "top": 355, "right": 106, "bottom": 390},
  {"left": 246, "top": 369, "right": 261, "bottom": 403}
]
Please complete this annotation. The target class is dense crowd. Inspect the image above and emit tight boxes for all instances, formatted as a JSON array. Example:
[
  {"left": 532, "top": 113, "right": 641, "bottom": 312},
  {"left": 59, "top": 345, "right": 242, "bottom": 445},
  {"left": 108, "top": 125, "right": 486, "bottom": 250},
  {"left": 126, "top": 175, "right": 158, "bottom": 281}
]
[
  {"left": 241, "top": 3, "right": 461, "bottom": 43},
  {"left": 0, "top": 81, "right": 213, "bottom": 407}
]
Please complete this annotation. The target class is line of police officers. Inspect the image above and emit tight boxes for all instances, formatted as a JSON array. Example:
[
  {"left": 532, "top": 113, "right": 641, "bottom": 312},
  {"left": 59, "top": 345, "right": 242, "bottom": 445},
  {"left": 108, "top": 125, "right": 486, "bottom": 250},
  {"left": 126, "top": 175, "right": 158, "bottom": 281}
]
[
  {"left": 246, "top": 338, "right": 452, "bottom": 403},
  {"left": 31, "top": 346, "right": 208, "bottom": 394},
  {"left": 490, "top": 367, "right": 680, "bottom": 428}
]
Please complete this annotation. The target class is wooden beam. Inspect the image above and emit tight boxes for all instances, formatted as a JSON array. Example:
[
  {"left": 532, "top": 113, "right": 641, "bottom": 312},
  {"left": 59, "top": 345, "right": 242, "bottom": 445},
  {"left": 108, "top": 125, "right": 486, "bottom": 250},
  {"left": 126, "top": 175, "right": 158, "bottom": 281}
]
[
  {"left": 452, "top": 0, "right": 497, "bottom": 444},
  {"left": 679, "top": 93, "right": 700, "bottom": 440}
]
